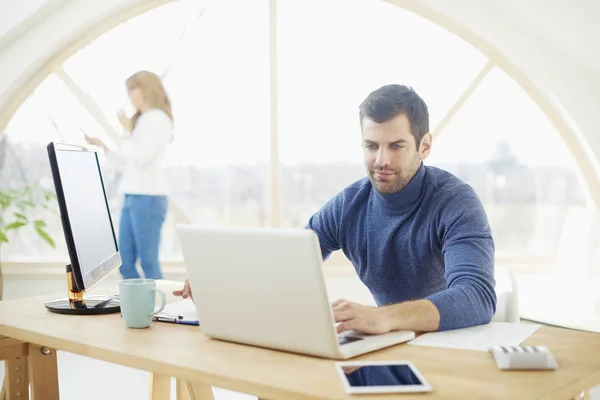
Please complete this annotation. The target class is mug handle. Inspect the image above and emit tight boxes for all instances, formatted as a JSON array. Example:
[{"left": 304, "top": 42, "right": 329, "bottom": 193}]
[{"left": 150, "top": 289, "right": 167, "bottom": 316}]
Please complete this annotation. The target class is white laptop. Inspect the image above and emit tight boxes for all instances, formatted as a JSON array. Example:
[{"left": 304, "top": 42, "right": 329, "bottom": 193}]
[{"left": 176, "top": 224, "right": 415, "bottom": 360}]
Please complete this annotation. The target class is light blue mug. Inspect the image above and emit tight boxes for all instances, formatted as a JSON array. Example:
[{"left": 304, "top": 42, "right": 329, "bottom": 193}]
[{"left": 119, "top": 279, "right": 167, "bottom": 329}]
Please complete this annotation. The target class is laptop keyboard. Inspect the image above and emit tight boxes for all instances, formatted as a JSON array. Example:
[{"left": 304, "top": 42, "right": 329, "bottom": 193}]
[{"left": 338, "top": 335, "right": 364, "bottom": 346}]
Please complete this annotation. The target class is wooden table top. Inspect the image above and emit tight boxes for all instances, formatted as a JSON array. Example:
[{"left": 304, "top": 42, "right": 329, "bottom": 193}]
[{"left": 0, "top": 280, "right": 599, "bottom": 400}]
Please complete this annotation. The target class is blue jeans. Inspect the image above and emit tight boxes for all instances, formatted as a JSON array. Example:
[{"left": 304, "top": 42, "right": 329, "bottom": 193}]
[{"left": 118, "top": 194, "right": 168, "bottom": 280}]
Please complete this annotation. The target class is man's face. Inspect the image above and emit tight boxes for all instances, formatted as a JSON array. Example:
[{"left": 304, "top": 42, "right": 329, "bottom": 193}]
[{"left": 362, "top": 114, "right": 431, "bottom": 194}]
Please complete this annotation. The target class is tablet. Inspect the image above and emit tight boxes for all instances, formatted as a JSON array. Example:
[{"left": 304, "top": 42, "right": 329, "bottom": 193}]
[{"left": 335, "top": 361, "right": 433, "bottom": 394}]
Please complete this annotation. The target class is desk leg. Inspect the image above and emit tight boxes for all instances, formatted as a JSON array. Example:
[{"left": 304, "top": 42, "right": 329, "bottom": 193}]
[
  {"left": 0, "top": 337, "right": 30, "bottom": 400},
  {"left": 4, "top": 357, "right": 29, "bottom": 400},
  {"left": 27, "top": 344, "right": 59, "bottom": 400},
  {"left": 176, "top": 380, "right": 188, "bottom": 400},
  {"left": 176, "top": 379, "right": 214, "bottom": 400},
  {"left": 149, "top": 373, "right": 171, "bottom": 400}
]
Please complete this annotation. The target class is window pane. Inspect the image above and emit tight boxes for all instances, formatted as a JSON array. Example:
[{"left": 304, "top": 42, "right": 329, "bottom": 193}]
[
  {"left": 277, "top": 0, "right": 488, "bottom": 229},
  {"left": 62, "top": 0, "right": 270, "bottom": 259},
  {"left": 2, "top": 73, "right": 110, "bottom": 261},
  {"left": 426, "top": 67, "right": 588, "bottom": 259},
  {"left": 63, "top": 2, "right": 203, "bottom": 133}
]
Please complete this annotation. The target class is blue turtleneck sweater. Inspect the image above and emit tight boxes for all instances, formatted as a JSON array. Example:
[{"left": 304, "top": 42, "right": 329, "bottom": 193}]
[{"left": 307, "top": 163, "right": 496, "bottom": 331}]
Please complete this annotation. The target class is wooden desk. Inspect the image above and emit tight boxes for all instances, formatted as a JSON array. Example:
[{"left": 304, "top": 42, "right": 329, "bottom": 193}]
[{"left": 1, "top": 281, "right": 600, "bottom": 400}]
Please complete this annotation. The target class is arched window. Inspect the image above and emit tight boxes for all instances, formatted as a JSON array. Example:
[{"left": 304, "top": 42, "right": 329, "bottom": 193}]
[
  {"left": 2, "top": 0, "right": 592, "bottom": 276},
  {"left": 426, "top": 67, "right": 587, "bottom": 260},
  {"left": 3, "top": 0, "right": 270, "bottom": 261}
]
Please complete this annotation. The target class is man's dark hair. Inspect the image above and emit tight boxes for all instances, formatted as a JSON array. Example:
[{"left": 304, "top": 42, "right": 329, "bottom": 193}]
[{"left": 359, "top": 84, "right": 429, "bottom": 149}]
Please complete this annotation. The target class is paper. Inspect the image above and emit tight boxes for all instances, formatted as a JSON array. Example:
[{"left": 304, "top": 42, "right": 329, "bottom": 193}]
[
  {"left": 408, "top": 322, "right": 542, "bottom": 351},
  {"left": 155, "top": 299, "right": 199, "bottom": 322},
  {"left": 589, "top": 384, "right": 600, "bottom": 400}
]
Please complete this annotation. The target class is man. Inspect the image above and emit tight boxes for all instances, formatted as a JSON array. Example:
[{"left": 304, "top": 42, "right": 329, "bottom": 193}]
[{"left": 175, "top": 84, "right": 496, "bottom": 334}]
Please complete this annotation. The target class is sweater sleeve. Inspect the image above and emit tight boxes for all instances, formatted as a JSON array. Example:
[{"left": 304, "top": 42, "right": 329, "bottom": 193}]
[
  {"left": 105, "top": 110, "right": 172, "bottom": 170},
  {"left": 305, "top": 193, "right": 343, "bottom": 261},
  {"left": 426, "top": 186, "right": 497, "bottom": 330}
]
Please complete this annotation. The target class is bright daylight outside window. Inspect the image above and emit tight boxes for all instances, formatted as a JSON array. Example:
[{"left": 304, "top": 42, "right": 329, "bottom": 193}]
[
  {"left": 277, "top": 0, "right": 489, "bottom": 233},
  {"left": 3, "top": 0, "right": 270, "bottom": 262},
  {"left": 426, "top": 67, "right": 589, "bottom": 264},
  {"left": 2, "top": 73, "right": 108, "bottom": 261},
  {"left": 276, "top": 0, "right": 590, "bottom": 271},
  {"left": 1, "top": 0, "right": 592, "bottom": 282}
]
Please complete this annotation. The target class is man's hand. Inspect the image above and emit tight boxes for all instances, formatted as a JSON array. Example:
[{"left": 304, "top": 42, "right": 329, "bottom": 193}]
[
  {"left": 332, "top": 299, "right": 390, "bottom": 335},
  {"left": 173, "top": 278, "right": 193, "bottom": 301}
]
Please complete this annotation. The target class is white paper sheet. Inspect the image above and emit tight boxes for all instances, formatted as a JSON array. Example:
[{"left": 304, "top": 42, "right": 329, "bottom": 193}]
[
  {"left": 589, "top": 384, "right": 600, "bottom": 400},
  {"left": 155, "top": 299, "right": 199, "bottom": 322},
  {"left": 408, "top": 322, "right": 542, "bottom": 351}
]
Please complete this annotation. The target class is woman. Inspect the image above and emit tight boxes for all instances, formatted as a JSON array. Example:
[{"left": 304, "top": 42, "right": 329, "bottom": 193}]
[{"left": 85, "top": 70, "right": 173, "bottom": 280}]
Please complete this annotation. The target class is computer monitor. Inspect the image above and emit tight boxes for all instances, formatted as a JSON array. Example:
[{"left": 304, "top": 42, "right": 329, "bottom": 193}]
[{"left": 44, "top": 142, "right": 122, "bottom": 315}]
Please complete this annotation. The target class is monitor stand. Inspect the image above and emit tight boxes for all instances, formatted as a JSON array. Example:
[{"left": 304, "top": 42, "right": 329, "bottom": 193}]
[{"left": 45, "top": 264, "right": 120, "bottom": 315}]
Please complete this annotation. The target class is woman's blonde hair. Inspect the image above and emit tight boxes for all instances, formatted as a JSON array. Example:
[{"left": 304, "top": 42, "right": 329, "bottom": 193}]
[{"left": 125, "top": 70, "right": 173, "bottom": 128}]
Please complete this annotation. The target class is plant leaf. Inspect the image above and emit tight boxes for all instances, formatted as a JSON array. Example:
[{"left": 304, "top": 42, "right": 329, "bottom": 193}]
[
  {"left": 34, "top": 220, "right": 47, "bottom": 228},
  {"left": 0, "top": 194, "right": 10, "bottom": 209},
  {"left": 0, "top": 231, "right": 8, "bottom": 243},
  {"left": 5, "top": 221, "right": 26, "bottom": 231},
  {"left": 44, "top": 191, "right": 56, "bottom": 201},
  {"left": 35, "top": 227, "right": 56, "bottom": 248},
  {"left": 13, "top": 212, "right": 27, "bottom": 222},
  {"left": 0, "top": 190, "right": 15, "bottom": 199}
]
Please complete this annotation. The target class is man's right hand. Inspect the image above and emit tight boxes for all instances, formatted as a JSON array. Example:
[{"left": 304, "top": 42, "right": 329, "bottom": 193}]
[{"left": 173, "top": 279, "right": 193, "bottom": 301}]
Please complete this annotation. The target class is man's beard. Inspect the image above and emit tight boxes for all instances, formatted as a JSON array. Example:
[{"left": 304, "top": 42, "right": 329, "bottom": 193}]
[{"left": 367, "top": 156, "right": 421, "bottom": 194}]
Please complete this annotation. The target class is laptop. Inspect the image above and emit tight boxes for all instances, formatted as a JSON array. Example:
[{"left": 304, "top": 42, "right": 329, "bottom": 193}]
[{"left": 176, "top": 224, "right": 415, "bottom": 360}]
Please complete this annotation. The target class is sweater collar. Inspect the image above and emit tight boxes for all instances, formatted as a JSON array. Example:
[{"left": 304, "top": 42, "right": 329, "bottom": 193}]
[{"left": 371, "top": 162, "right": 426, "bottom": 212}]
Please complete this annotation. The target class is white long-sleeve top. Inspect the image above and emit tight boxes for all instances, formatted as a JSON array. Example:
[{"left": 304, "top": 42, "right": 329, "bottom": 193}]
[{"left": 105, "top": 108, "right": 173, "bottom": 195}]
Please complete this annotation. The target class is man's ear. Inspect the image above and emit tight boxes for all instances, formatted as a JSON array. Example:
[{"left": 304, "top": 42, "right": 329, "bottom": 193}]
[{"left": 419, "top": 133, "right": 432, "bottom": 159}]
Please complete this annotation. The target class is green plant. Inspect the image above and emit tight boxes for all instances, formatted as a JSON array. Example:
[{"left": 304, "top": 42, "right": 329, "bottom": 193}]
[{"left": 0, "top": 184, "right": 57, "bottom": 272}]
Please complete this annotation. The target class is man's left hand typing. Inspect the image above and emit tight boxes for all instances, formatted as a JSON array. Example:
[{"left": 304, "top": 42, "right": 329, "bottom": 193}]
[{"left": 332, "top": 299, "right": 390, "bottom": 335}]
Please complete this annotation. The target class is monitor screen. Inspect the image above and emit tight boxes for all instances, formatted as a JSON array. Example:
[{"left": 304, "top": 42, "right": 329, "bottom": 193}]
[{"left": 47, "top": 142, "right": 121, "bottom": 291}]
